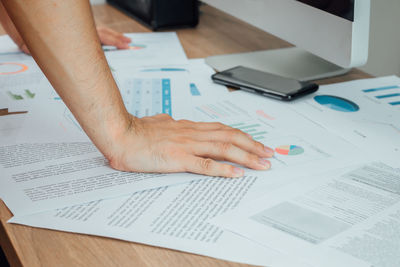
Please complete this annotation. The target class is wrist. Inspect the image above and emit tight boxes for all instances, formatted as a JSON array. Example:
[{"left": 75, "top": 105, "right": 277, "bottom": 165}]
[{"left": 101, "top": 112, "right": 139, "bottom": 165}]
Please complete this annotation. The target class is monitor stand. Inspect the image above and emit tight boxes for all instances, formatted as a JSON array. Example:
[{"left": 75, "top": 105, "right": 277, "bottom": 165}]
[{"left": 205, "top": 47, "right": 350, "bottom": 82}]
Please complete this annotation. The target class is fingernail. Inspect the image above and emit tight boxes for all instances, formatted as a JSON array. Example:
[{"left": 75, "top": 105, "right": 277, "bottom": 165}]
[
  {"left": 258, "top": 158, "right": 271, "bottom": 169},
  {"left": 233, "top": 167, "right": 244, "bottom": 177},
  {"left": 264, "top": 146, "right": 274, "bottom": 155}
]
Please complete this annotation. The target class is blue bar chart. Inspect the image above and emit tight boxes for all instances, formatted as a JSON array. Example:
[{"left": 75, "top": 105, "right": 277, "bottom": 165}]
[
  {"left": 121, "top": 78, "right": 172, "bottom": 117},
  {"left": 362, "top": 85, "right": 400, "bottom": 107},
  {"left": 229, "top": 122, "right": 268, "bottom": 140},
  {"left": 362, "top": 85, "right": 399, "bottom": 93}
]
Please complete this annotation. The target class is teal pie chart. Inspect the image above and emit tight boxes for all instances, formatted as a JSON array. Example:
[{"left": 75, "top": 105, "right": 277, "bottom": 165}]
[{"left": 314, "top": 95, "right": 360, "bottom": 112}]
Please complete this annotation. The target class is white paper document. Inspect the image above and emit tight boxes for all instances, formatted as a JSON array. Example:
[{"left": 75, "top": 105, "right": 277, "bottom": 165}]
[
  {"left": 292, "top": 76, "right": 400, "bottom": 124},
  {"left": 0, "top": 35, "right": 19, "bottom": 53},
  {"left": 0, "top": 141, "right": 210, "bottom": 216},
  {"left": 289, "top": 76, "right": 400, "bottom": 164},
  {"left": 193, "top": 90, "right": 373, "bottom": 177},
  {"left": 0, "top": 55, "right": 47, "bottom": 112},
  {"left": 9, "top": 175, "right": 310, "bottom": 267},
  {"left": 112, "top": 58, "right": 229, "bottom": 104},
  {"left": 114, "top": 69, "right": 192, "bottom": 120},
  {"left": 0, "top": 93, "right": 366, "bottom": 217},
  {"left": 212, "top": 162, "right": 400, "bottom": 267},
  {"left": 105, "top": 32, "right": 188, "bottom": 70},
  {"left": 1, "top": 68, "right": 193, "bottom": 144}
]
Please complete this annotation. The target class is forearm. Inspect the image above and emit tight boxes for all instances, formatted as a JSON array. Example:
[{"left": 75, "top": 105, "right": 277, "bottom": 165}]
[{"left": 1, "top": 0, "right": 130, "bottom": 159}]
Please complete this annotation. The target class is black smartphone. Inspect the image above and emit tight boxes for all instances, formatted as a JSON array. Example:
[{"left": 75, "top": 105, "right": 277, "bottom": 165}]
[{"left": 212, "top": 66, "right": 319, "bottom": 101}]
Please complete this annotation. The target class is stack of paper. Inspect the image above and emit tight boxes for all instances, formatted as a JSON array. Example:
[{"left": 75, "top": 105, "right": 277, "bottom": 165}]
[{"left": 1, "top": 32, "right": 399, "bottom": 267}]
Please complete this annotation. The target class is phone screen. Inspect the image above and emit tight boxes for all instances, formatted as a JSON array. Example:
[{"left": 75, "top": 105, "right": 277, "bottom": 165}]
[{"left": 214, "top": 66, "right": 307, "bottom": 95}]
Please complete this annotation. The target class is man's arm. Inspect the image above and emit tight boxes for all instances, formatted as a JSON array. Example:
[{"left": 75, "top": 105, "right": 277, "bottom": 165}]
[
  {"left": 0, "top": 1, "right": 131, "bottom": 54},
  {"left": 1, "top": 0, "right": 273, "bottom": 177}
]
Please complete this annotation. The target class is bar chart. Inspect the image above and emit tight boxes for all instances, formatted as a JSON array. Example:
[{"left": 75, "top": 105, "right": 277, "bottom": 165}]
[
  {"left": 6, "top": 89, "right": 36, "bottom": 100},
  {"left": 362, "top": 85, "right": 400, "bottom": 107},
  {"left": 121, "top": 78, "right": 172, "bottom": 117},
  {"left": 229, "top": 122, "right": 268, "bottom": 141}
]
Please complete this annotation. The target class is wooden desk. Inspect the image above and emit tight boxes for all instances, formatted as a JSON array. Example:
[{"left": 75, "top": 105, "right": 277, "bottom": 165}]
[{"left": 0, "top": 4, "right": 371, "bottom": 267}]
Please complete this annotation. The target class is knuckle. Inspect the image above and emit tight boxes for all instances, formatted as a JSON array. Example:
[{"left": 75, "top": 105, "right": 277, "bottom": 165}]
[
  {"left": 198, "top": 158, "right": 214, "bottom": 171},
  {"left": 218, "top": 142, "right": 233, "bottom": 154},
  {"left": 226, "top": 129, "right": 242, "bottom": 140},
  {"left": 215, "top": 122, "right": 226, "bottom": 128},
  {"left": 256, "top": 141, "right": 265, "bottom": 150},
  {"left": 246, "top": 153, "right": 258, "bottom": 164}
]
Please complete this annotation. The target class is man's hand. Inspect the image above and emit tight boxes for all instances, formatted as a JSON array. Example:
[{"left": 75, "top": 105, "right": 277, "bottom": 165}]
[
  {"left": 96, "top": 26, "right": 131, "bottom": 49},
  {"left": 2, "top": 0, "right": 273, "bottom": 179},
  {"left": 0, "top": 2, "right": 131, "bottom": 54},
  {"left": 108, "top": 114, "right": 274, "bottom": 178}
]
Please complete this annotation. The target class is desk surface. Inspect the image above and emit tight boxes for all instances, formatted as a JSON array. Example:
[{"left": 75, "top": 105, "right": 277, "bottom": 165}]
[{"left": 0, "top": 3, "right": 371, "bottom": 267}]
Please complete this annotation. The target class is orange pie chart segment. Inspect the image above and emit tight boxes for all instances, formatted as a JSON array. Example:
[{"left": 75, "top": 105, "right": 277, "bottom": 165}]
[
  {"left": 0, "top": 62, "right": 29, "bottom": 75},
  {"left": 275, "top": 145, "right": 304, "bottom": 156}
]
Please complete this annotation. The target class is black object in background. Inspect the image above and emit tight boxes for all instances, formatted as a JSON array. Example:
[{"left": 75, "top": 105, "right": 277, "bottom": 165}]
[
  {"left": 0, "top": 246, "right": 10, "bottom": 267},
  {"left": 212, "top": 66, "right": 319, "bottom": 101},
  {"left": 107, "top": 0, "right": 199, "bottom": 30}
]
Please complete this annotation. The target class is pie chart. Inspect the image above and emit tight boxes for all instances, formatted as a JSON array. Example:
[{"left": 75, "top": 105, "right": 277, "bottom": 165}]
[
  {"left": 275, "top": 145, "right": 304, "bottom": 156},
  {"left": 314, "top": 95, "right": 359, "bottom": 112}
]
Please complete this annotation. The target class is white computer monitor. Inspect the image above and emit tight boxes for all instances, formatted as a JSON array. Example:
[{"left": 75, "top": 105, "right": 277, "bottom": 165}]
[{"left": 204, "top": 0, "right": 370, "bottom": 81}]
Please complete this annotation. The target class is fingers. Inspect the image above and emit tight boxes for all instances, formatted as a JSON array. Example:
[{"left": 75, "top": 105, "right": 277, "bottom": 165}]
[
  {"left": 188, "top": 128, "right": 274, "bottom": 158},
  {"left": 177, "top": 120, "right": 230, "bottom": 131},
  {"left": 175, "top": 120, "right": 273, "bottom": 158},
  {"left": 97, "top": 26, "right": 131, "bottom": 49},
  {"left": 183, "top": 155, "right": 245, "bottom": 178},
  {"left": 189, "top": 141, "right": 271, "bottom": 171}
]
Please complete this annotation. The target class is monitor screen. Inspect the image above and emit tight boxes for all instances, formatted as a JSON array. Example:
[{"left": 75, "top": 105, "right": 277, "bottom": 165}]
[{"left": 296, "top": 0, "right": 354, "bottom": 21}]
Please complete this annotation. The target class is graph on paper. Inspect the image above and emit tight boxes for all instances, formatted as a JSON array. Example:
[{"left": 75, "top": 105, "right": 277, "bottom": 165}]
[
  {"left": 314, "top": 95, "right": 359, "bottom": 112},
  {"left": 0, "top": 62, "right": 29, "bottom": 75},
  {"left": 6, "top": 89, "right": 36, "bottom": 101},
  {"left": 120, "top": 78, "right": 172, "bottom": 117},
  {"left": 229, "top": 122, "right": 268, "bottom": 141},
  {"left": 275, "top": 145, "right": 304, "bottom": 156},
  {"left": 362, "top": 85, "right": 400, "bottom": 107},
  {"left": 265, "top": 136, "right": 330, "bottom": 167}
]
